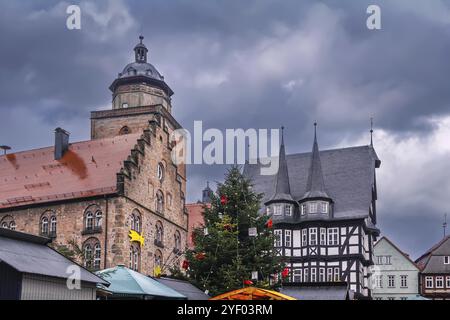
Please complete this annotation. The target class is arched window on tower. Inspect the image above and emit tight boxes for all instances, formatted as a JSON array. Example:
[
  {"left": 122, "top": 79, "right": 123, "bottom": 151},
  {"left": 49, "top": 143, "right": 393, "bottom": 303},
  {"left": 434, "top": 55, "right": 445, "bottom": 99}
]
[
  {"left": 155, "top": 221, "right": 164, "bottom": 247},
  {"left": 50, "top": 216, "right": 57, "bottom": 236},
  {"left": 1, "top": 216, "right": 16, "bottom": 230},
  {"left": 156, "top": 190, "right": 164, "bottom": 214},
  {"left": 41, "top": 217, "right": 49, "bottom": 236},
  {"left": 83, "top": 238, "right": 101, "bottom": 270},
  {"left": 83, "top": 205, "right": 102, "bottom": 234},
  {"left": 174, "top": 230, "right": 182, "bottom": 254},
  {"left": 119, "top": 126, "right": 131, "bottom": 135}
]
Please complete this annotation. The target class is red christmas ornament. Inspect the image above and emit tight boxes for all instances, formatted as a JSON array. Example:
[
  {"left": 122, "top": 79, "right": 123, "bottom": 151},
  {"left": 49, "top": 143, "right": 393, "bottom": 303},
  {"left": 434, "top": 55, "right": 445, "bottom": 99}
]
[
  {"left": 266, "top": 219, "right": 273, "bottom": 229},
  {"left": 220, "top": 195, "right": 228, "bottom": 205},
  {"left": 243, "top": 280, "right": 253, "bottom": 286},
  {"left": 182, "top": 260, "right": 189, "bottom": 270},
  {"left": 223, "top": 223, "right": 233, "bottom": 231},
  {"left": 282, "top": 268, "right": 289, "bottom": 278},
  {"left": 195, "top": 252, "right": 206, "bottom": 261}
]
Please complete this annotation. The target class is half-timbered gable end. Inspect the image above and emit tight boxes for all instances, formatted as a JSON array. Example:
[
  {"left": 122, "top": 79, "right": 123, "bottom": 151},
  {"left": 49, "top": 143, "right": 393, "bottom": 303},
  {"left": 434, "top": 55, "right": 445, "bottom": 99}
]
[{"left": 243, "top": 125, "right": 381, "bottom": 299}]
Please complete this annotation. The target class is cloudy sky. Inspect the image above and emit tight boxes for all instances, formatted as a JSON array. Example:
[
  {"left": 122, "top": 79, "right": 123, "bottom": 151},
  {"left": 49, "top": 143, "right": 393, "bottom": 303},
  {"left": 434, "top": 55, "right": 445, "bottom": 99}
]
[{"left": 1, "top": 0, "right": 450, "bottom": 258}]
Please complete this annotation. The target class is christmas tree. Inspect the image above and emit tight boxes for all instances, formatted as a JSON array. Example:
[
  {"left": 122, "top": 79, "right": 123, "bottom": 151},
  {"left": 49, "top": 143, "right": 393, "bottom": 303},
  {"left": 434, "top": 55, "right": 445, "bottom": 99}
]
[{"left": 184, "top": 166, "right": 285, "bottom": 296}]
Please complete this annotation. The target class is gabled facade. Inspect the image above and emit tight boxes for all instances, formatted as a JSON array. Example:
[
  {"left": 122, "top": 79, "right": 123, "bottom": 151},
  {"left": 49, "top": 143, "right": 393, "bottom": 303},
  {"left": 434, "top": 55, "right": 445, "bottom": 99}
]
[
  {"left": 372, "top": 237, "right": 420, "bottom": 300},
  {"left": 0, "top": 37, "right": 187, "bottom": 276},
  {"left": 415, "top": 236, "right": 450, "bottom": 300},
  {"left": 243, "top": 125, "right": 381, "bottom": 299}
]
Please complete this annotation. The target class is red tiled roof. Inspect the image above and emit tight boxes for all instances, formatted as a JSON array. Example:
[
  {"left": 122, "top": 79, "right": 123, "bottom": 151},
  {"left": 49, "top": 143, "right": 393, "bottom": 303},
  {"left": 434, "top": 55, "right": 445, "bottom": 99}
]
[{"left": 0, "top": 134, "right": 141, "bottom": 209}]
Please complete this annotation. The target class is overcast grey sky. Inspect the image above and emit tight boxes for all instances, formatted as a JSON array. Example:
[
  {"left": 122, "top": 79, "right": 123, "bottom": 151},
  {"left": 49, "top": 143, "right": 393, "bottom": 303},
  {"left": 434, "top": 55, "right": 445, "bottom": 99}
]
[{"left": 1, "top": 0, "right": 450, "bottom": 259}]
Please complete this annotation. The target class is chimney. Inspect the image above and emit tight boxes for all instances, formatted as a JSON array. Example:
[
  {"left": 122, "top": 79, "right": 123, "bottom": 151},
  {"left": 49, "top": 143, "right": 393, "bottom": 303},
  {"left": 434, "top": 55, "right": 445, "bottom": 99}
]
[{"left": 54, "top": 128, "right": 70, "bottom": 160}]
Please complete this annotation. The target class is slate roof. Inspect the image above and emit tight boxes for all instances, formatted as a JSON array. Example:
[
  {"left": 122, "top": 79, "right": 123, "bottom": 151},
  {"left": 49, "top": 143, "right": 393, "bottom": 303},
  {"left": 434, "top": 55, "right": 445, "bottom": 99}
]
[
  {"left": 415, "top": 236, "right": 450, "bottom": 273},
  {"left": 243, "top": 145, "right": 380, "bottom": 219},
  {"left": 0, "top": 228, "right": 107, "bottom": 285},
  {"left": 156, "top": 277, "right": 210, "bottom": 300},
  {"left": 0, "top": 133, "right": 141, "bottom": 210},
  {"left": 300, "top": 127, "right": 331, "bottom": 201},
  {"left": 266, "top": 129, "right": 295, "bottom": 203}
]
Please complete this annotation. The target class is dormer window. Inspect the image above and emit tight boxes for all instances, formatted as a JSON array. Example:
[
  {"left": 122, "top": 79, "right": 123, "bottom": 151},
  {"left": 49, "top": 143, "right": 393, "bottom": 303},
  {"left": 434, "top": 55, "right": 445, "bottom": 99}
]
[
  {"left": 285, "top": 204, "right": 292, "bottom": 216},
  {"left": 273, "top": 205, "right": 282, "bottom": 216},
  {"left": 301, "top": 204, "right": 307, "bottom": 216},
  {"left": 309, "top": 202, "right": 318, "bottom": 214},
  {"left": 445, "top": 256, "right": 450, "bottom": 265},
  {"left": 320, "top": 202, "right": 328, "bottom": 214}
]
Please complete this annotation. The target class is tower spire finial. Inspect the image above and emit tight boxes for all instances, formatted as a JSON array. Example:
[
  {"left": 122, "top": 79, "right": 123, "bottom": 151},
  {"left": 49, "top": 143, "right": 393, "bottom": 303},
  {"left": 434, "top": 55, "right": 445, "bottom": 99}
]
[
  {"left": 314, "top": 122, "right": 318, "bottom": 142},
  {"left": 370, "top": 117, "right": 374, "bottom": 147},
  {"left": 139, "top": 35, "right": 144, "bottom": 44},
  {"left": 281, "top": 126, "right": 285, "bottom": 146}
]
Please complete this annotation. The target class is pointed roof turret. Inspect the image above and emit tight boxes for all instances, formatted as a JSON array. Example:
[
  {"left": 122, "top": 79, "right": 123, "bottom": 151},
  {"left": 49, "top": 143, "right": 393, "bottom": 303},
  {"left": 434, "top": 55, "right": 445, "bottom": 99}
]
[
  {"left": 300, "top": 123, "right": 331, "bottom": 201},
  {"left": 266, "top": 127, "right": 295, "bottom": 204}
]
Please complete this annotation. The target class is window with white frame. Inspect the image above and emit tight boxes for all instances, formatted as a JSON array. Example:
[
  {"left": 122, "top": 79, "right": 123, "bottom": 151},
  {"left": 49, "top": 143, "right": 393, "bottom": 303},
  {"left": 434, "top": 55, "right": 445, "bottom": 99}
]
[
  {"left": 309, "top": 202, "right": 317, "bottom": 214},
  {"left": 436, "top": 276, "right": 444, "bottom": 288},
  {"left": 327, "top": 268, "right": 333, "bottom": 282},
  {"left": 274, "top": 230, "right": 282, "bottom": 247},
  {"left": 400, "top": 275, "right": 408, "bottom": 288},
  {"left": 376, "top": 256, "right": 383, "bottom": 265},
  {"left": 446, "top": 276, "right": 450, "bottom": 288},
  {"left": 425, "top": 276, "right": 433, "bottom": 288},
  {"left": 301, "top": 204, "right": 307, "bottom": 216},
  {"left": 285, "top": 230, "right": 292, "bottom": 247},
  {"left": 327, "top": 228, "right": 339, "bottom": 245},
  {"left": 266, "top": 206, "right": 271, "bottom": 215},
  {"left": 334, "top": 268, "right": 340, "bottom": 282},
  {"left": 285, "top": 204, "right": 292, "bottom": 216},
  {"left": 311, "top": 268, "right": 317, "bottom": 282},
  {"left": 388, "top": 275, "right": 395, "bottom": 288},
  {"left": 293, "top": 269, "right": 302, "bottom": 283},
  {"left": 302, "top": 229, "right": 307, "bottom": 247},
  {"left": 320, "top": 202, "right": 328, "bottom": 214},
  {"left": 376, "top": 275, "right": 383, "bottom": 288},
  {"left": 304, "top": 268, "right": 309, "bottom": 282},
  {"left": 273, "top": 205, "right": 282, "bottom": 216},
  {"left": 444, "top": 256, "right": 450, "bottom": 265},
  {"left": 319, "top": 268, "right": 325, "bottom": 282},
  {"left": 309, "top": 228, "right": 317, "bottom": 246},
  {"left": 320, "top": 228, "right": 326, "bottom": 245}
]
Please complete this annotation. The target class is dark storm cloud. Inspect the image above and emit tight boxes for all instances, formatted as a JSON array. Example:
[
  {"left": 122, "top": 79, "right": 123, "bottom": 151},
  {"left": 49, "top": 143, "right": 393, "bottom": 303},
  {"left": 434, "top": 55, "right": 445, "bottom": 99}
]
[{"left": 1, "top": 0, "right": 450, "bottom": 257}]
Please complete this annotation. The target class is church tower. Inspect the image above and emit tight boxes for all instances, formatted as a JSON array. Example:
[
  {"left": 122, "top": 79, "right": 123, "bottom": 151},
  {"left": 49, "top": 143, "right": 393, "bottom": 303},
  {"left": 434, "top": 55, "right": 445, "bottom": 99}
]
[{"left": 91, "top": 36, "right": 180, "bottom": 140}]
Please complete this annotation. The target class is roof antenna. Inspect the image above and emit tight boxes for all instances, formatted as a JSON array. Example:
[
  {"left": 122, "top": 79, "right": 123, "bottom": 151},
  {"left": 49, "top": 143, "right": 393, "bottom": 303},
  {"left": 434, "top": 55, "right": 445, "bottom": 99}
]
[
  {"left": 370, "top": 117, "right": 374, "bottom": 147},
  {"left": 281, "top": 126, "right": 285, "bottom": 146},
  {"left": 444, "top": 213, "right": 448, "bottom": 238}
]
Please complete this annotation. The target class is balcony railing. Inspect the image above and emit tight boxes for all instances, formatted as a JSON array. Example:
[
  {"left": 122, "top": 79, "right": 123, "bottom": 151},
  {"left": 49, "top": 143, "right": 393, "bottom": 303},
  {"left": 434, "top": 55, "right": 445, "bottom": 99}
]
[{"left": 82, "top": 226, "right": 103, "bottom": 235}]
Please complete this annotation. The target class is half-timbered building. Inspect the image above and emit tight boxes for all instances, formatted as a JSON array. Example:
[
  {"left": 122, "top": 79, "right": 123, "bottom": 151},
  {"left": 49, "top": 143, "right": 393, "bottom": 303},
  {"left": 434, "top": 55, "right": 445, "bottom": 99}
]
[{"left": 243, "top": 125, "right": 381, "bottom": 299}]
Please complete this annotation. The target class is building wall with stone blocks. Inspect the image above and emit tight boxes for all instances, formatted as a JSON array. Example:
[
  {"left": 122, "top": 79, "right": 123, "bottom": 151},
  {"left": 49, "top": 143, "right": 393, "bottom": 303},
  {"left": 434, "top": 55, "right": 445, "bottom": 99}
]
[{"left": 112, "top": 84, "right": 171, "bottom": 112}]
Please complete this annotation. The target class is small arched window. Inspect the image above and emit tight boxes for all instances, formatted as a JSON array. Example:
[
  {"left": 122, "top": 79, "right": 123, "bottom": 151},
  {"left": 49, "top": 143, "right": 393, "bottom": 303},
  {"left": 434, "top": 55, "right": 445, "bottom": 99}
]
[
  {"left": 84, "top": 244, "right": 92, "bottom": 269},
  {"left": 1, "top": 216, "right": 16, "bottom": 230},
  {"left": 41, "top": 217, "right": 49, "bottom": 235},
  {"left": 130, "top": 244, "right": 140, "bottom": 271},
  {"left": 155, "top": 221, "right": 164, "bottom": 245},
  {"left": 130, "top": 210, "right": 142, "bottom": 233},
  {"left": 83, "top": 238, "right": 101, "bottom": 270},
  {"left": 156, "top": 190, "right": 164, "bottom": 214},
  {"left": 86, "top": 212, "right": 94, "bottom": 230},
  {"left": 155, "top": 249, "right": 163, "bottom": 268},
  {"left": 157, "top": 163, "right": 164, "bottom": 181},
  {"left": 50, "top": 216, "right": 57, "bottom": 234},
  {"left": 174, "top": 231, "right": 181, "bottom": 252},
  {"left": 94, "top": 243, "right": 101, "bottom": 270},
  {"left": 119, "top": 126, "right": 131, "bottom": 135},
  {"left": 95, "top": 211, "right": 102, "bottom": 228}
]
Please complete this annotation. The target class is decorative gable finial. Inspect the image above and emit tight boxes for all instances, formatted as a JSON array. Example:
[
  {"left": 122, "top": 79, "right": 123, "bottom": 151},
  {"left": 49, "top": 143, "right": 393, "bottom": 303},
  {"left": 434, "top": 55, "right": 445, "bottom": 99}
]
[{"left": 444, "top": 213, "right": 448, "bottom": 238}]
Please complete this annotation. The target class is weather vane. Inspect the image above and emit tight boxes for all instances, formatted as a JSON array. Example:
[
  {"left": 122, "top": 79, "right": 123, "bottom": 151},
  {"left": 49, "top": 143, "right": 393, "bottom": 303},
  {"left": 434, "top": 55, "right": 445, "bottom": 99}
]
[{"left": 443, "top": 213, "right": 448, "bottom": 238}]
